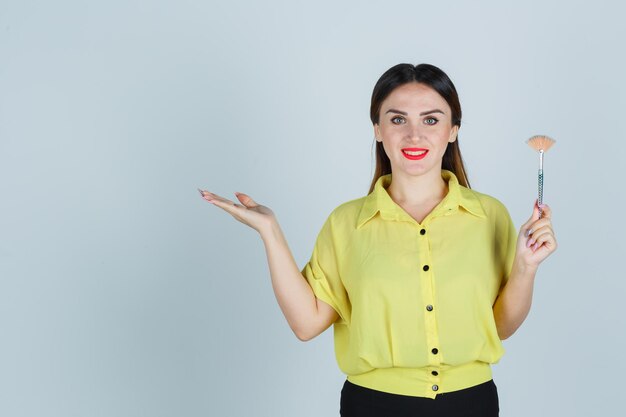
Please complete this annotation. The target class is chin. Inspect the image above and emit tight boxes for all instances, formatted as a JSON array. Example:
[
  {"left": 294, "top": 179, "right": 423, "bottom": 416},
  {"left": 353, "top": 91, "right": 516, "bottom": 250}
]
[{"left": 395, "top": 162, "right": 436, "bottom": 175}]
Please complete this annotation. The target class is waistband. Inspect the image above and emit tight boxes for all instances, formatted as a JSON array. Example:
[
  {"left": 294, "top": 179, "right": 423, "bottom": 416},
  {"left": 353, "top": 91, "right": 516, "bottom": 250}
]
[{"left": 346, "top": 361, "right": 492, "bottom": 399}]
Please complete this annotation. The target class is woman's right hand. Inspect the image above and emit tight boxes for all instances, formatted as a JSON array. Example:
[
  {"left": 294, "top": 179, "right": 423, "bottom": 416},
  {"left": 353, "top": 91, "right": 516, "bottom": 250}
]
[{"left": 197, "top": 188, "right": 276, "bottom": 234}]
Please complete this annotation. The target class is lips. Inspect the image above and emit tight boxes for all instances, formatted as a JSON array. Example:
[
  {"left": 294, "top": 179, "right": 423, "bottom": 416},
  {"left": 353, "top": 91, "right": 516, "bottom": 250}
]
[{"left": 401, "top": 148, "right": 429, "bottom": 160}]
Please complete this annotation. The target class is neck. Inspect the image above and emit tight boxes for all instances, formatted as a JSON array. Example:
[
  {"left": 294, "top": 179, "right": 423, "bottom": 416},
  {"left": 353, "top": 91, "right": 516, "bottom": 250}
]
[{"left": 386, "top": 169, "right": 448, "bottom": 207}]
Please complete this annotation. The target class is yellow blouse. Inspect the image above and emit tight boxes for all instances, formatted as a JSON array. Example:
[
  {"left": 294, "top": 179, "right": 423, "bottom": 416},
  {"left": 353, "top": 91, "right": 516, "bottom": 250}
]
[{"left": 301, "top": 169, "right": 518, "bottom": 398}]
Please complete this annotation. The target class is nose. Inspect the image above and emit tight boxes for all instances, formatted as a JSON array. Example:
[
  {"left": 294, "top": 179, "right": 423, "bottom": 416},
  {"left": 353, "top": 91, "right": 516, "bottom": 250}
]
[{"left": 406, "top": 120, "right": 427, "bottom": 142}]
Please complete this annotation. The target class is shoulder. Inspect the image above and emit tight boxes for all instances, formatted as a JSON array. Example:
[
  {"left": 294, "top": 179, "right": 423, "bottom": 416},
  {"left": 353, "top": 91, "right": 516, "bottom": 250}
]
[
  {"left": 326, "top": 196, "right": 367, "bottom": 227},
  {"left": 310, "top": 196, "right": 366, "bottom": 253},
  {"left": 318, "top": 195, "right": 368, "bottom": 236},
  {"left": 328, "top": 195, "right": 367, "bottom": 219},
  {"left": 461, "top": 186, "right": 512, "bottom": 219}
]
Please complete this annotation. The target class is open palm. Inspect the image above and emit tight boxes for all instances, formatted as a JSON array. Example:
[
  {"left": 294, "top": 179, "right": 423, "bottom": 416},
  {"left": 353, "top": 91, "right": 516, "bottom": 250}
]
[{"left": 198, "top": 188, "right": 276, "bottom": 234}]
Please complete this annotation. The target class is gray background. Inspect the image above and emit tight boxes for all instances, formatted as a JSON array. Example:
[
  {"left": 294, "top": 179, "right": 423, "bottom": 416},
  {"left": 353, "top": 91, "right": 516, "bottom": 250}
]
[{"left": 1, "top": 0, "right": 624, "bottom": 416}]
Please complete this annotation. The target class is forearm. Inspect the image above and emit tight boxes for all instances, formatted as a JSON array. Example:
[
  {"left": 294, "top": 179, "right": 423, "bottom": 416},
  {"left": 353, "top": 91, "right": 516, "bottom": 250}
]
[
  {"left": 259, "top": 220, "right": 319, "bottom": 341},
  {"left": 492, "top": 259, "right": 538, "bottom": 340}
]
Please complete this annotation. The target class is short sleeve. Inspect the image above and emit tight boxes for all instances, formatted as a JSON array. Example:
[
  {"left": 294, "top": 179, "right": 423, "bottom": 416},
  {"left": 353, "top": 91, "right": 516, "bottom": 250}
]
[
  {"left": 300, "top": 213, "right": 350, "bottom": 325},
  {"left": 497, "top": 203, "right": 519, "bottom": 291}
]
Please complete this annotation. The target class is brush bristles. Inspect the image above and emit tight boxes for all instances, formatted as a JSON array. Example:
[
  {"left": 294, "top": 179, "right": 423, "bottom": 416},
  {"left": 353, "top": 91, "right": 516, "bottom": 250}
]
[{"left": 526, "top": 135, "right": 556, "bottom": 152}]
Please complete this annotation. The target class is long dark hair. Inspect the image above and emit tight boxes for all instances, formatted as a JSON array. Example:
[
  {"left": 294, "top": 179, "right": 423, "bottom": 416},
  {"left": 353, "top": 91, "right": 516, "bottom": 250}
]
[{"left": 368, "top": 63, "right": 471, "bottom": 194}]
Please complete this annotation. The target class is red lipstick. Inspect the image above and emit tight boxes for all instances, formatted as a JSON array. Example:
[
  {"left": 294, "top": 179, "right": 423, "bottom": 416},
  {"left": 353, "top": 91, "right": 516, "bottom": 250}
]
[{"left": 401, "top": 148, "right": 429, "bottom": 160}]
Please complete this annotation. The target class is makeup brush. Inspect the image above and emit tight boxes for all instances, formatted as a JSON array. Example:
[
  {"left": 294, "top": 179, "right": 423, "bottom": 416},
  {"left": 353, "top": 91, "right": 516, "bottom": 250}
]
[{"left": 526, "top": 135, "right": 556, "bottom": 219}]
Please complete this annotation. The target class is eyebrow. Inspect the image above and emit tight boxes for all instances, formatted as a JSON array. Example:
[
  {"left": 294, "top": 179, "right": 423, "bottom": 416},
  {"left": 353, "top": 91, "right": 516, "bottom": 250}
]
[{"left": 385, "top": 108, "right": 445, "bottom": 116}]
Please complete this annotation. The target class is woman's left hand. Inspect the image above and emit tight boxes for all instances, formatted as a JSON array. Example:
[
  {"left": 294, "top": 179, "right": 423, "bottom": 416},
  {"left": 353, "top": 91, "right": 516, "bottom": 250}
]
[{"left": 516, "top": 199, "right": 558, "bottom": 268}]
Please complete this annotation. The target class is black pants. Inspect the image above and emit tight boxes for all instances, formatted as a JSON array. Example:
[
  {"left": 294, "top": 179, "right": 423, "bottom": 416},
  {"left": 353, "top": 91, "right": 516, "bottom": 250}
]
[{"left": 340, "top": 379, "right": 499, "bottom": 417}]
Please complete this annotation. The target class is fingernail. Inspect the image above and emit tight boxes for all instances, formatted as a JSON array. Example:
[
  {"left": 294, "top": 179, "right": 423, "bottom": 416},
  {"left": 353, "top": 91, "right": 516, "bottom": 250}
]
[
  {"left": 526, "top": 239, "right": 532, "bottom": 247},
  {"left": 539, "top": 203, "right": 546, "bottom": 208},
  {"left": 533, "top": 242, "right": 538, "bottom": 250}
]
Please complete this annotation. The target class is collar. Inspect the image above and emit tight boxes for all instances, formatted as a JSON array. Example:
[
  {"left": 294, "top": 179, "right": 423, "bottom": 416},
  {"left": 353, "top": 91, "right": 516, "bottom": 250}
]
[{"left": 356, "top": 169, "right": 487, "bottom": 229}]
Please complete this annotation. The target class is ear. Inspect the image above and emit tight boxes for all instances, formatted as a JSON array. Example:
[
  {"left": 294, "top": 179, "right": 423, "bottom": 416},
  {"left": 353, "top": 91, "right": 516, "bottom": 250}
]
[
  {"left": 373, "top": 124, "right": 381, "bottom": 142},
  {"left": 449, "top": 125, "right": 459, "bottom": 143}
]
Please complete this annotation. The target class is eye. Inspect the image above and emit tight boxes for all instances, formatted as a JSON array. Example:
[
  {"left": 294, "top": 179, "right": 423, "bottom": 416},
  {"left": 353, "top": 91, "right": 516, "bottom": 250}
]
[
  {"left": 425, "top": 117, "right": 438, "bottom": 125},
  {"left": 391, "top": 116, "right": 405, "bottom": 124}
]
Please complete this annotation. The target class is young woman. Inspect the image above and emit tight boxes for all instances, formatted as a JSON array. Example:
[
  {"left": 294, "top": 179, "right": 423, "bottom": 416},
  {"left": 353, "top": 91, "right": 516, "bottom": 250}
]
[{"left": 199, "top": 63, "right": 557, "bottom": 417}]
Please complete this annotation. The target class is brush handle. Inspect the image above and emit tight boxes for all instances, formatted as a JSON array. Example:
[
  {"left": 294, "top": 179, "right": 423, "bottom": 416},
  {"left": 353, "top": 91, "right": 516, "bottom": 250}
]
[{"left": 538, "top": 169, "right": 543, "bottom": 218}]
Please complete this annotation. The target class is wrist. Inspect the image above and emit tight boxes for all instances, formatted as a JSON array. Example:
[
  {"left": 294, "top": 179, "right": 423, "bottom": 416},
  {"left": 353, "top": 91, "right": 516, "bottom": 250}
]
[
  {"left": 259, "top": 217, "right": 281, "bottom": 240},
  {"left": 513, "top": 257, "right": 539, "bottom": 277}
]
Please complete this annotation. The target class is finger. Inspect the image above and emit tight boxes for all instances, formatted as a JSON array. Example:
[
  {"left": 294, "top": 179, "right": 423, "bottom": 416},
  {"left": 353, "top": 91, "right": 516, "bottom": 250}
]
[
  {"left": 198, "top": 190, "right": 233, "bottom": 205},
  {"left": 209, "top": 196, "right": 244, "bottom": 211},
  {"left": 526, "top": 227, "right": 554, "bottom": 246},
  {"left": 234, "top": 192, "right": 259, "bottom": 208},
  {"left": 538, "top": 202, "right": 551, "bottom": 219},
  {"left": 198, "top": 189, "right": 216, "bottom": 200},
  {"left": 523, "top": 200, "right": 541, "bottom": 236},
  {"left": 202, "top": 191, "right": 230, "bottom": 203},
  {"left": 531, "top": 233, "right": 557, "bottom": 252},
  {"left": 525, "top": 218, "right": 553, "bottom": 238}
]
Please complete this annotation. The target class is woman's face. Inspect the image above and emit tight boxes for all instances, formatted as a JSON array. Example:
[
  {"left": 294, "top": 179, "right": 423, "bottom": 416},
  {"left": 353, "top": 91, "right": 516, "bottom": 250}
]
[{"left": 374, "top": 82, "right": 459, "bottom": 177}]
